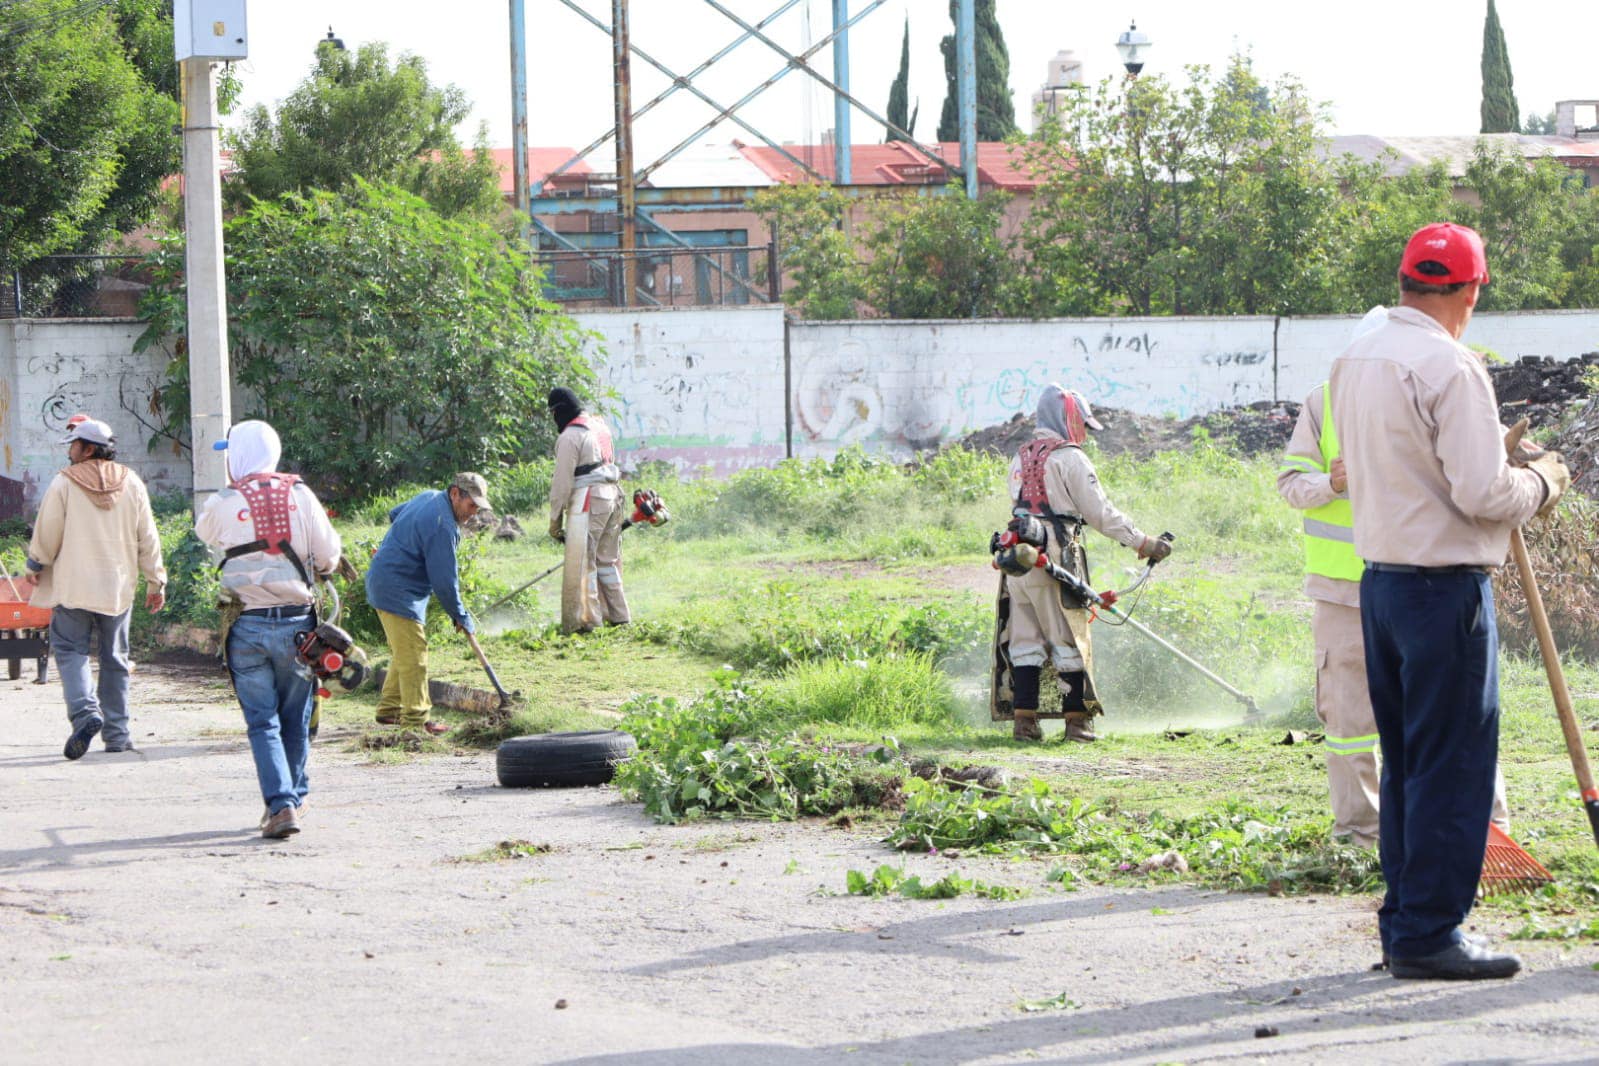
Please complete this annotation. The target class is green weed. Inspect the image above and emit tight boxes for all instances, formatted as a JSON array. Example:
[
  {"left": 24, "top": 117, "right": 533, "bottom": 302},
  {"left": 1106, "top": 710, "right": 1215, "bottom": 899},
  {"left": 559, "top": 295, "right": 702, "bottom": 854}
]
[
  {"left": 454, "top": 840, "right": 553, "bottom": 863},
  {"left": 844, "top": 864, "right": 1025, "bottom": 901}
]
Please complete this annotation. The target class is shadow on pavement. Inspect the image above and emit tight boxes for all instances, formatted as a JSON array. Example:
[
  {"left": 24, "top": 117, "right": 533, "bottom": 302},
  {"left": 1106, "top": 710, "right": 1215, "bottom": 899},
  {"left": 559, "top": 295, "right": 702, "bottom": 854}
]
[{"left": 0, "top": 826, "right": 260, "bottom": 871}]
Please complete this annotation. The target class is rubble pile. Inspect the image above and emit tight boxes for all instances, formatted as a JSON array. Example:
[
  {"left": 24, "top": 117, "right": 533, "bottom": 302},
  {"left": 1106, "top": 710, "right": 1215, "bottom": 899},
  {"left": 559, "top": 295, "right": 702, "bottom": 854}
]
[{"left": 957, "top": 354, "right": 1597, "bottom": 486}]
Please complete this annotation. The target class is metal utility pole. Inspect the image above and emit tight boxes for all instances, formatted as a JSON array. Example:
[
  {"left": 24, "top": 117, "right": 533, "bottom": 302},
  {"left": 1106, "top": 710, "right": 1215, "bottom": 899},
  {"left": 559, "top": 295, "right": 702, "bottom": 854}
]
[
  {"left": 832, "top": 0, "right": 851, "bottom": 184},
  {"left": 957, "top": 0, "right": 977, "bottom": 199},
  {"left": 509, "top": 0, "right": 531, "bottom": 243},
  {"left": 175, "top": 1, "right": 247, "bottom": 512},
  {"left": 612, "top": 0, "right": 637, "bottom": 305}
]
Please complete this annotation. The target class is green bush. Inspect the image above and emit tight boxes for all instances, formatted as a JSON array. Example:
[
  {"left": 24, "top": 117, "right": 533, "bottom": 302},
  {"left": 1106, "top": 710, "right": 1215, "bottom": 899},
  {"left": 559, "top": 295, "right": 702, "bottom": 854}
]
[{"left": 760, "top": 653, "right": 960, "bottom": 732}]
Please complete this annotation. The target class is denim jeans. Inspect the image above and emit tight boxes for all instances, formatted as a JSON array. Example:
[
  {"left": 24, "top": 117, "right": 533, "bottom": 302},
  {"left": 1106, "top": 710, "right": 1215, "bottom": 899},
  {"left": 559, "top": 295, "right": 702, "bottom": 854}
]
[
  {"left": 50, "top": 607, "right": 132, "bottom": 748},
  {"left": 1361, "top": 569, "right": 1499, "bottom": 959},
  {"left": 226, "top": 611, "right": 315, "bottom": 815}
]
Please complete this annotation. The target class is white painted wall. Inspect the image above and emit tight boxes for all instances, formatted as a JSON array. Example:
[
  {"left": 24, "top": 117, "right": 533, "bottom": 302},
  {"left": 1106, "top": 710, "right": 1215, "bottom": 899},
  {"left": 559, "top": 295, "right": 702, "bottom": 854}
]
[
  {"left": 575, "top": 305, "right": 788, "bottom": 477},
  {"left": 4, "top": 307, "right": 1595, "bottom": 516},
  {"left": 1, "top": 319, "right": 189, "bottom": 520}
]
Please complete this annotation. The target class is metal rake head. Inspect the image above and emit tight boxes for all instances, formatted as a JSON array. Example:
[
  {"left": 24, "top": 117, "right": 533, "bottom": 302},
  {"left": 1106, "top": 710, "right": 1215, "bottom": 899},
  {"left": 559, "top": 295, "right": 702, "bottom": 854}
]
[{"left": 1479, "top": 823, "right": 1556, "bottom": 897}]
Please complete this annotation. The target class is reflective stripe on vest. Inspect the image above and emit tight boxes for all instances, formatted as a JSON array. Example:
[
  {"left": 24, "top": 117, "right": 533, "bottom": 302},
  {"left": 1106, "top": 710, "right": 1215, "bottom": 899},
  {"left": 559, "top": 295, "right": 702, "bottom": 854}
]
[
  {"left": 1324, "top": 732, "right": 1378, "bottom": 756},
  {"left": 1302, "top": 386, "right": 1362, "bottom": 582}
]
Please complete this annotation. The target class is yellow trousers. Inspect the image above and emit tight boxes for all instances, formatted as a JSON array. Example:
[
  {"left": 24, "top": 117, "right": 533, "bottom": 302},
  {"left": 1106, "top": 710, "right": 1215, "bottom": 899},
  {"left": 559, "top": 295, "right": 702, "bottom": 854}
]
[{"left": 375, "top": 609, "right": 431, "bottom": 727}]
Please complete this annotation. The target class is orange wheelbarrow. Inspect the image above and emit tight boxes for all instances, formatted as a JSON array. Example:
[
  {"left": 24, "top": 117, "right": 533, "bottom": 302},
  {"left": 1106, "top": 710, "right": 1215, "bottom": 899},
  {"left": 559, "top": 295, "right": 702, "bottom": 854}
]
[{"left": 1, "top": 561, "right": 50, "bottom": 684}]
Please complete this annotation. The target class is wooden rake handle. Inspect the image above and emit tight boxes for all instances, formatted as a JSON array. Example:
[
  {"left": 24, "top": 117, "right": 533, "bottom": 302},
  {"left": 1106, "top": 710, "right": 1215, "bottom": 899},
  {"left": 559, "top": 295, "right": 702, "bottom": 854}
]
[{"left": 1504, "top": 419, "right": 1599, "bottom": 848}]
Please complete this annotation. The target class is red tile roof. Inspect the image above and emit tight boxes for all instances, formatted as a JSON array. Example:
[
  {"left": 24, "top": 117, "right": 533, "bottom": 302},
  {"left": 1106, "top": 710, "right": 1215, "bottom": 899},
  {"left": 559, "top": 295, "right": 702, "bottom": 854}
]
[
  {"left": 734, "top": 140, "right": 1043, "bottom": 191},
  {"left": 487, "top": 147, "right": 594, "bottom": 195}
]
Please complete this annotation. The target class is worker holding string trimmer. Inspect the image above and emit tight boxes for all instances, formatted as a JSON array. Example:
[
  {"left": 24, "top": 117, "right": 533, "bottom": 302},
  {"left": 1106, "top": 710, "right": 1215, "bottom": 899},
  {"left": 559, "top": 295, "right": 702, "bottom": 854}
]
[
  {"left": 992, "top": 383, "right": 1172, "bottom": 744},
  {"left": 1330, "top": 223, "right": 1569, "bottom": 982},
  {"left": 547, "top": 387, "right": 629, "bottom": 633}
]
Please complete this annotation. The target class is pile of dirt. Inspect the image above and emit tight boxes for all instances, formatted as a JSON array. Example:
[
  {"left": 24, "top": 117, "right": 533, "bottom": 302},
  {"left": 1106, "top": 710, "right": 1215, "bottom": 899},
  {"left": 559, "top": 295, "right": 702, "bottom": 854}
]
[
  {"left": 957, "top": 400, "right": 1300, "bottom": 463},
  {"left": 958, "top": 354, "right": 1596, "bottom": 475}
]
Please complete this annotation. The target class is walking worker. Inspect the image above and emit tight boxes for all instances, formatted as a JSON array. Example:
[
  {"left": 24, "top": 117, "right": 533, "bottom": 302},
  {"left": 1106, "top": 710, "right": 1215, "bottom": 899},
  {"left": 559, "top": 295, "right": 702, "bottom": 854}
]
[
  {"left": 365, "top": 472, "right": 489, "bottom": 734},
  {"left": 197, "top": 421, "right": 342, "bottom": 840},
  {"left": 547, "top": 387, "right": 629, "bottom": 633},
  {"left": 1330, "top": 222, "right": 1570, "bottom": 981},
  {"left": 23, "top": 418, "right": 165, "bottom": 760},
  {"left": 995, "top": 383, "right": 1170, "bottom": 743}
]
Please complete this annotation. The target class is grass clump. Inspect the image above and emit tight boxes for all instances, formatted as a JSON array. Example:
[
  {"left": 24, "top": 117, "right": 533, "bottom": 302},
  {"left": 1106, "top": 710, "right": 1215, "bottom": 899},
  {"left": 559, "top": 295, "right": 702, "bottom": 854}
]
[
  {"left": 845, "top": 863, "right": 1025, "bottom": 901},
  {"left": 886, "top": 776, "right": 1382, "bottom": 895},
  {"left": 454, "top": 840, "right": 553, "bottom": 863},
  {"left": 760, "top": 653, "right": 960, "bottom": 732},
  {"left": 612, "top": 677, "right": 906, "bottom": 824}
]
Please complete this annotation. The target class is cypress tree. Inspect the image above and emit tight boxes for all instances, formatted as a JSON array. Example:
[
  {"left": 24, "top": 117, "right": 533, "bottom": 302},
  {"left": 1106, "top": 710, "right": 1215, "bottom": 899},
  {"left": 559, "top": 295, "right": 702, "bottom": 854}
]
[
  {"left": 1480, "top": 0, "right": 1520, "bottom": 133},
  {"left": 885, "top": 18, "right": 918, "bottom": 142},
  {"left": 936, "top": 0, "right": 1017, "bottom": 142}
]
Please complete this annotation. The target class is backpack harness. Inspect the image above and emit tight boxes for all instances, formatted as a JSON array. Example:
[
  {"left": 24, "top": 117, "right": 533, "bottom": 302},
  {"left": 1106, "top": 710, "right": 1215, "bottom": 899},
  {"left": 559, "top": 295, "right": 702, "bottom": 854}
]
[
  {"left": 568, "top": 415, "right": 616, "bottom": 476},
  {"left": 220, "top": 472, "right": 314, "bottom": 589}
]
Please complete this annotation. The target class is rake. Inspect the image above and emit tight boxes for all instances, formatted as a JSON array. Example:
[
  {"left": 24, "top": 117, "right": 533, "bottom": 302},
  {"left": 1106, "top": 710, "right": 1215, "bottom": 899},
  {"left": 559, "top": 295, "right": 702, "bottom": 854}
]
[{"left": 1480, "top": 822, "right": 1555, "bottom": 897}]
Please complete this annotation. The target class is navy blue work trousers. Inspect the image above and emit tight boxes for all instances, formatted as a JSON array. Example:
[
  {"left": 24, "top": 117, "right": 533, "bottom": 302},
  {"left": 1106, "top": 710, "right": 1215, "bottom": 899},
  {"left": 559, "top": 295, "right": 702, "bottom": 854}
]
[{"left": 1360, "top": 568, "right": 1499, "bottom": 959}]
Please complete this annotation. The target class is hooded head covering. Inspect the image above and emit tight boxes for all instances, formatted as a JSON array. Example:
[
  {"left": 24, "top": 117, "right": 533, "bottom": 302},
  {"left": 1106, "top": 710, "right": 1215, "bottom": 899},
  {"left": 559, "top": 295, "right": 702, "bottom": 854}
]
[
  {"left": 1351, "top": 304, "right": 1388, "bottom": 342},
  {"left": 217, "top": 420, "right": 282, "bottom": 482},
  {"left": 1035, "top": 383, "right": 1103, "bottom": 447},
  {"left": 547, "top": 387, "right": 583, "bottom": 433}
]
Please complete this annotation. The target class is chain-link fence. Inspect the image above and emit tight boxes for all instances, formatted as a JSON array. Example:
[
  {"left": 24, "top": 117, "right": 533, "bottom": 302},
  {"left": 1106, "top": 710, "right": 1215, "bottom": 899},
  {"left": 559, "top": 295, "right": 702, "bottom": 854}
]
[{"left": 0, "top": 255, "right": 151, "bottom": 319}]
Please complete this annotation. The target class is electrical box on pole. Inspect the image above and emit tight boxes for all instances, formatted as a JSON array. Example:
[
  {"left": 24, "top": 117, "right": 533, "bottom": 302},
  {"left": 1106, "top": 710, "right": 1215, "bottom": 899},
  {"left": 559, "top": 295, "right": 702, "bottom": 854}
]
[{"left": 174, "top": 0, "right": 248, "bottom": 62}]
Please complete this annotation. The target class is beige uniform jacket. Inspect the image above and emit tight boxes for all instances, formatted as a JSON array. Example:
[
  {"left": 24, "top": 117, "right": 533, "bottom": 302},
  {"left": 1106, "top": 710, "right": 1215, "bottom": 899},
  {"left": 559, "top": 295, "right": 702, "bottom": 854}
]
[
  {"left": 1006, "top": 432, "right": 1145, "bottom": 551},
  {"left": 1328, "top": 306, "right": 1545, "bottom": 567},
  {"left": 195, "top": 479, "right": 343, "bottom": 610},
  {"left": 1275, "top": 386, "right": 1359, "bottom": 609},
  {"left": 25, "top": 462, "right": 165, "bottom": 616},
  {"left": 549, "top": 419, "right": 621, "bottom": 524}
]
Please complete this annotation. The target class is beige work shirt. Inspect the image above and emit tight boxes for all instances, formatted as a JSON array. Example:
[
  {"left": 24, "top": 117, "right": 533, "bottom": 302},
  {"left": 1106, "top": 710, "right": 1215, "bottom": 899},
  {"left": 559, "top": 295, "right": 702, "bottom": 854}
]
[
  {"left": 1006, "top": 432, "right": 1145, "bottom": 551},
  {"left": 25, "top": 463, "right": 165, "bottom": 616},
  {"left": 1328, "top": 305, "right": 1545, "bottom": 568},
  {"left": 548, "top": 417, "right": 621, "bottom": 524},
  {"left": 1275, "top": 385, "right": 1359, "bottom": 608}
]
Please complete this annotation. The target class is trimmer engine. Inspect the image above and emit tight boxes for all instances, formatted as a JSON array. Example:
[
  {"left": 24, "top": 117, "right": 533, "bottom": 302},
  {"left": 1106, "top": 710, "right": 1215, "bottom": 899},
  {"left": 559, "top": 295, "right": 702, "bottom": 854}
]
[{"left": 295, "top": 622, "right": 371, "bottom": 699}]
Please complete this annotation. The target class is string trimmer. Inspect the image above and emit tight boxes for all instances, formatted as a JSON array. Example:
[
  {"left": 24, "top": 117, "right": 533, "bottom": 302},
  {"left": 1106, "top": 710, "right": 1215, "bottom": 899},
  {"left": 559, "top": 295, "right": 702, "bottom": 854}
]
[
  {"left": 991, "top": 515, "right": 1263, "bottom": 721},
  {"left": 482, "top": 488, "right": 671, "bottom": 614}
]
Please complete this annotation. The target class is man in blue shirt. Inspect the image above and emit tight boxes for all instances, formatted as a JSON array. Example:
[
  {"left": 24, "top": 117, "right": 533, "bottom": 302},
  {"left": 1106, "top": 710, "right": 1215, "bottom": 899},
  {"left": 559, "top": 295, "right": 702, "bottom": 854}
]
[{"left": 365, "top": 472, "right": 489, "bottom": 735}]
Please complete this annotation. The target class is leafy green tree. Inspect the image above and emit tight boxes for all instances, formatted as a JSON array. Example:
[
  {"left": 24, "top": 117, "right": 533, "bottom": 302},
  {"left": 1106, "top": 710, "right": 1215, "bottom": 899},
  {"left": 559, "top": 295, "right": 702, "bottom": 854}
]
[
  {"left": 226, "top": 41, "right": 502, "bottom": 220},
  {"left": 136, "top": 181, "right": 590, "bottom": 493},
  {"left": 861, "top": 193, "right": 1015, "bottom": 318},
  {"left": 1523, "top": 109, "right": 1556, "bottom": 135},
  {"left": 1332, "top": 159, "right": 1459, "bottom": 312},
  {"left": 0, "top": 0, "right": 181, "bottom": 266},
  {"left": 1019, "top": 58, "right": 1349, "bottom": 316},
  {"left": 750, "top": 184, "right": 862, "bottom": 319},
  {"left": 1460, "top": 144, "right": 1589, "bottom": 310},
  {"left": 1480, "top": 0, "right": 1520, "bottom": 134},
  {"left": 936, "top": 0, "right": 1016, "bottom": 142},
  {"left": 885, "top": 18, "right": 918, "bottom": 142}
]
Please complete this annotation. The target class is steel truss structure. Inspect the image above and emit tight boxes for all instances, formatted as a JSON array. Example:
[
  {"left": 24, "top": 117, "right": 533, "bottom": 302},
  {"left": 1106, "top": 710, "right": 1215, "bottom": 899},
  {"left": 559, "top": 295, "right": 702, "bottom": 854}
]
[{"left": 507, "top": 0, "right": 980, "bottom": 306}]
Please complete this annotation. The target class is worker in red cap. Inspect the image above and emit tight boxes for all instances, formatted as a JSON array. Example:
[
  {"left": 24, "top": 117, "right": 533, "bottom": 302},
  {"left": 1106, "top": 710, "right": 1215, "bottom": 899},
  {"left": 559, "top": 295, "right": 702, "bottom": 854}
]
[{"left": 1330, "top": 222, "right": 1570, "bottom": 980}]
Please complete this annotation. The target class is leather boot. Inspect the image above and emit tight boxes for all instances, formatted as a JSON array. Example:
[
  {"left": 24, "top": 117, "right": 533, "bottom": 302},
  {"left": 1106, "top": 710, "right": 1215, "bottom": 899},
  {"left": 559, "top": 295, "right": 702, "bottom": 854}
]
[
  {"left": 1012, "top": 709, "right": 1044, "bottom": 742},
  {"left": 1063, "top": 712, "right": 1097, "bottom": 743}
]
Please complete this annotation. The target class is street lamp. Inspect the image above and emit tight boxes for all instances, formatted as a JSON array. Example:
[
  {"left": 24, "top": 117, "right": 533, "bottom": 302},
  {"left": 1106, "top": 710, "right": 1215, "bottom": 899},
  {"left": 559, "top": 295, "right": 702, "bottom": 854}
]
[
  {"left": 320, "top": 26, "right": 346, "bottom": 53},
  {"left": 1115, "top": 20, "right": 1151, "bottom": 76}
]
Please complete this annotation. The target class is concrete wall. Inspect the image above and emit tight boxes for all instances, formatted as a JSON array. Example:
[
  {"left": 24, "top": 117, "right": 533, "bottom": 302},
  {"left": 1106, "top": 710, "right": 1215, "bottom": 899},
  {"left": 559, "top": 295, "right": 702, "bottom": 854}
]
[
  {"left": 576, "top": 305, "right": 789, "bottom": 478},
  {"left": 4, "top": 307, "right": 1596, "bottom": 516},
  {"left": 0, "top": 319, "right": 189, "bottom": 520}
]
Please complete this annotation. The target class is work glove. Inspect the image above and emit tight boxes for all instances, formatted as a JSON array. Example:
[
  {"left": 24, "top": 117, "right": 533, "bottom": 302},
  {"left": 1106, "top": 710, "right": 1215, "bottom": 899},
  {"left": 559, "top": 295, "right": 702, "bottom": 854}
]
[
  {"left": 1527, "top": 452, "right": 1571, "bottom": 519},
  {"left": 1136, "top": 536, "right": 1173, "bottom": 562},
  {"left": 548, "top": 518, "right": 565, "bottom": 543}
]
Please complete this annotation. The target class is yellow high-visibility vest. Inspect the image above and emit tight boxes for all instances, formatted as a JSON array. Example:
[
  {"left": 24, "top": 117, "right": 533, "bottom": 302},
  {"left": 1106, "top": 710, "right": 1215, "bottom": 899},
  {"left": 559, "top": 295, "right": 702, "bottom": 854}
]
[{"left": 1279, "top": 386, "right": 1362, "bottom": 582}]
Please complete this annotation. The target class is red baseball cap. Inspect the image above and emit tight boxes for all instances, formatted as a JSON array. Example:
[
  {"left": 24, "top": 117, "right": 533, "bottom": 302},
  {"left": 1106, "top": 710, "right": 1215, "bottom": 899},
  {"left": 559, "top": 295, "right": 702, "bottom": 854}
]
[{"left": 1399, "top": 222, "right": 1490, "bottom": 285}]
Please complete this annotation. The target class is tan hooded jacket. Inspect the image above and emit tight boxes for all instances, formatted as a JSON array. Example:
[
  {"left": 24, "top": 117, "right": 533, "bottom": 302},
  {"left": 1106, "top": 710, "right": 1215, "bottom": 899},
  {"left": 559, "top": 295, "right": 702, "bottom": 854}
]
[{"left": 26, "top": 460, "right": 166, "bottom": 616}]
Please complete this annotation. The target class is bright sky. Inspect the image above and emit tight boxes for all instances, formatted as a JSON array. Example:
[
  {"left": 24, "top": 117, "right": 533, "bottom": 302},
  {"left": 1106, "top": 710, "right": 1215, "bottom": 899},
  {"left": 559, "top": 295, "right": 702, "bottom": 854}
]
[{"left": 226, "top": 0, "right": 1598, "bottom": 163}]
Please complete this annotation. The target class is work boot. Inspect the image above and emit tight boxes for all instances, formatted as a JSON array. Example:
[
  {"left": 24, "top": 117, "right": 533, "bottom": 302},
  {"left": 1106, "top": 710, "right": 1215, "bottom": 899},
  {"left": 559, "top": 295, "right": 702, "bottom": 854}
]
[
  {"left": 261, "top": 806, "right": 300, "bottom": 840},
  {"left": 1012, "top": 709, "right": 1044, "bottom": 742},
  {"left": 1390, "top": 939, "right": 1521, "bottom": 981},
  {"left": 1063, "top": 712, "right": 1097, "bottom": 743}
]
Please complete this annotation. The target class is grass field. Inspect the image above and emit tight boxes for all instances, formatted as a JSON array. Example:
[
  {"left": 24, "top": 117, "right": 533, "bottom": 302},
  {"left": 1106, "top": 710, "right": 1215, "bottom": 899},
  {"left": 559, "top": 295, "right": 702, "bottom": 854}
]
[{"left": 4, "top": 439, "right": 1597, "bottom": 934}]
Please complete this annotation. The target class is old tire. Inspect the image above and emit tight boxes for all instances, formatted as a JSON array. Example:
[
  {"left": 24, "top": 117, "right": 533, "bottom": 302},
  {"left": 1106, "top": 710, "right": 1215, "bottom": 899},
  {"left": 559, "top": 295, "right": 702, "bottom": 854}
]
[{"left": 496, "top": 730, "right": 636, "bottom": 789}]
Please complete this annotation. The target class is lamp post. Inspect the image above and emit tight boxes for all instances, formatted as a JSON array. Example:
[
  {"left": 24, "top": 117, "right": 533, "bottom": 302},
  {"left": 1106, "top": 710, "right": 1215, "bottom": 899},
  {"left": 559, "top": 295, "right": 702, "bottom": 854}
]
[{"left": 1115, "top": 20, "right": 1151, "bottom": 76}]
